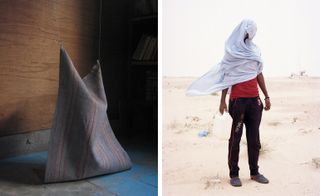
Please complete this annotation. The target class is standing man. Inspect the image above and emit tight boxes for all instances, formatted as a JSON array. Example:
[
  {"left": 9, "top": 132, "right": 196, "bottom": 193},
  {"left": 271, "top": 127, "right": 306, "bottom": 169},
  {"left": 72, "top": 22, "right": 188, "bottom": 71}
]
[
  {"left": 187, "top": 19, "right": 270, "bottom": 187},
  {"left": 220, "top": 72, "right": 270, "bottom": 187}
]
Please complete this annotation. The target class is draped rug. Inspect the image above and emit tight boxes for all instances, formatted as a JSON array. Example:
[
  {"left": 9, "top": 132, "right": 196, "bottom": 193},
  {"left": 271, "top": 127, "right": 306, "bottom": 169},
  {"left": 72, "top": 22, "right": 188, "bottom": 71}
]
[{"left": 45, "top": 48, "right": 132, "bottom": 183}]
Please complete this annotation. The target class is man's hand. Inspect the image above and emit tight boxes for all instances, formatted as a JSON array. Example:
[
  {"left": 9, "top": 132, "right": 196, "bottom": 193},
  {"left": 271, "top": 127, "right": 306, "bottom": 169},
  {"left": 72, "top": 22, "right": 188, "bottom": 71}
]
[
  {"left": 219, "top": 101, "right": 228, "bottom": 114},
  {"left": 264, "top": 98, "right": 271, "bottom": 111},
  {"left": 257, "top": 73, "right": 271, "bottom": 111},
  {"left": 219, "top": 88, "right": 228, "bottom": 114}
]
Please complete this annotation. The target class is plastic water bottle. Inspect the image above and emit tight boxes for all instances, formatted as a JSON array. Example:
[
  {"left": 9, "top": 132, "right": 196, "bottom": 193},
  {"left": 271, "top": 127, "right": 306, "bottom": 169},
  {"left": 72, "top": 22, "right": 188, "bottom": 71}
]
[{"left": 214, "top": 111, "right": 231, "bottom": 140}]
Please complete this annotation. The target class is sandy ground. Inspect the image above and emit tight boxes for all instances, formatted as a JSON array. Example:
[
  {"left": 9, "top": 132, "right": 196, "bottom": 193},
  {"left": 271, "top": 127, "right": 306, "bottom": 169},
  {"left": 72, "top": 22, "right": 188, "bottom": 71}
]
[{"left": 163, "top": 77, "right": 320, "bottom": 196}]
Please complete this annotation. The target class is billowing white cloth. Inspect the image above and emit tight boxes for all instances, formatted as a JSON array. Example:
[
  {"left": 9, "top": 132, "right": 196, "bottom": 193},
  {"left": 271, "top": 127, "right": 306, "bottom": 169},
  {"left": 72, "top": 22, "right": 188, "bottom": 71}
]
[{"left": 186, "top": 19, "right": 263, "bottom": 96}]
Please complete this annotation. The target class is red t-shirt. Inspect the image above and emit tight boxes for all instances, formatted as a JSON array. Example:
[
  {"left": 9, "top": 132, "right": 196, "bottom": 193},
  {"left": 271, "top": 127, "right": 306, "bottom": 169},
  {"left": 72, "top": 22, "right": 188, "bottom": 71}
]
[{"left": 230, "top": 78, "right": 259, "bottom": 100}]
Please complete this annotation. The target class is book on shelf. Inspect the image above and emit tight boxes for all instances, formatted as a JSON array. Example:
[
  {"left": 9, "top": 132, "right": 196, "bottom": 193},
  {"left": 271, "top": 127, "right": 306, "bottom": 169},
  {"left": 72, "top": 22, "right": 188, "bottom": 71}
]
[
  {"left": 132, "top": 34, "right": 158, "bottom": 61},
  {"left": 145, "top": 70, "right": 157, "bottom": 101},
  {"left": 143, "top": 37, "right": 154, "bottom": 60},
  {"left": 132, "top": 34, "right": 147, "bottom": 60},
  {"left": 151, "top": 39, "right": 158, "bottom": 60}
]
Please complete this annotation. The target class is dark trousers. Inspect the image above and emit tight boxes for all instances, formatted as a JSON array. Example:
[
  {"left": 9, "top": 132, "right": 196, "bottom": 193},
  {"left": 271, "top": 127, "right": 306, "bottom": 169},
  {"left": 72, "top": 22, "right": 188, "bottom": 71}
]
[{"left": 228, "top": 97, "right": 263, "bottom": 178}]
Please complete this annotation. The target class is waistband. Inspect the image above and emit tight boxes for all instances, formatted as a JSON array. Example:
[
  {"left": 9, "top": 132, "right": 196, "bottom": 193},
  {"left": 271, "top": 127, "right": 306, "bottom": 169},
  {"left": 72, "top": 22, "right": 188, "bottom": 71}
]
[{"left": 229, "top": 96, "right": 259, "bottom": 101}]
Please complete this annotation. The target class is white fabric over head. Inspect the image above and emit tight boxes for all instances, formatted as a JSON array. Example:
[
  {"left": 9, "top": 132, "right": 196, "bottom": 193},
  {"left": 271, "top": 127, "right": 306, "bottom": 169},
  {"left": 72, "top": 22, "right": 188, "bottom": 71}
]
[{"left": 186, "top": 19, "right": 263, "bottom": 96}]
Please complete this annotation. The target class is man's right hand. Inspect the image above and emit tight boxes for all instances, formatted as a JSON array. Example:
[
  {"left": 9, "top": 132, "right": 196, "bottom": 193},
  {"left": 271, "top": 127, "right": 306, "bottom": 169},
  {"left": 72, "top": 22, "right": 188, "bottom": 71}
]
[{"left": 219, "top": 101, "right": 228, "bottom": 115}]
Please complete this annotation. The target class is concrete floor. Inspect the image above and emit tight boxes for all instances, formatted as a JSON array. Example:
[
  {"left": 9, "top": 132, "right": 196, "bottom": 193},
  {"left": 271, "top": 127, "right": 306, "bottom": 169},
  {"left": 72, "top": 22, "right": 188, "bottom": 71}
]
[{"left": 0, "top": 147, "right": 157, "bottom": 196}]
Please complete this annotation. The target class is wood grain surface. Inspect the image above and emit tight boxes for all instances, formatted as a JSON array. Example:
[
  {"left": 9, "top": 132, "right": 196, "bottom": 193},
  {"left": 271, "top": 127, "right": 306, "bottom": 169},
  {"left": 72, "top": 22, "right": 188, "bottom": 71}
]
[{"left": 0, "top": 0, "right": 99, "bottom": 136}]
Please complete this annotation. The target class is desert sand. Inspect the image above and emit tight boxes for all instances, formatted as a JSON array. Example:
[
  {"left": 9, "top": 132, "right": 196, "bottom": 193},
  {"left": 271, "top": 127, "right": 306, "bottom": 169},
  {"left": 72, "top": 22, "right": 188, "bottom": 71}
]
[{"left": 163, "top": 77, "right": 320, "bottom": 196}]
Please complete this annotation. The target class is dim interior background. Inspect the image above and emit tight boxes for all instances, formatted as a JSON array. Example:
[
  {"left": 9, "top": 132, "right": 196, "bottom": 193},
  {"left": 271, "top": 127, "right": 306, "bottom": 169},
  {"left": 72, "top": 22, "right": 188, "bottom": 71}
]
[{"left": 0, "top": 0, "right": 157, "bottom": 158}]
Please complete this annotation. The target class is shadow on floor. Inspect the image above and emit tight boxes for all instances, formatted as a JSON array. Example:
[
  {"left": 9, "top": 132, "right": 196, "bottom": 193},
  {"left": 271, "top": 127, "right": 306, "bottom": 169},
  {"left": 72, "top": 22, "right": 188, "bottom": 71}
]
[
  {"left": 0, "top": 146, "right": 157, "bottom": 196},
  {"left": 0, "top": 162, "right": 45, "bottom": 185}
]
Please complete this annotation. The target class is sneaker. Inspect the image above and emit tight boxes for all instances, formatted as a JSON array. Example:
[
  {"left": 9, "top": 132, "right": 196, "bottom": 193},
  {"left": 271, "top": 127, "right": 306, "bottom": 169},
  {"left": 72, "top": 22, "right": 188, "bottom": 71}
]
[
  {"left": 230, "top": 177, "right": 242, "bottom": 187},
  {"left": 250, "top": 174, "right": 269, "bottom": 184}
]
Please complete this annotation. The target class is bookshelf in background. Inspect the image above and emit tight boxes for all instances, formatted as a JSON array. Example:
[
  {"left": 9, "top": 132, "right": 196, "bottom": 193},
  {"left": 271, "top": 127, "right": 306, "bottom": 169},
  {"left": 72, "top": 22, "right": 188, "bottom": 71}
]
[{"left": 127, "top": 1, "right": 157, "bottom": 138}]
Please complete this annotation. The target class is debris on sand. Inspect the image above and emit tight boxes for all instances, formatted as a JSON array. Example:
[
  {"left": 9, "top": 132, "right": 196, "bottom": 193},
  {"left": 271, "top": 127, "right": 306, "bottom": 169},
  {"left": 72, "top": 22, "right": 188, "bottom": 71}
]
[
  {"left": 312, "top": 157, "right": 320, "bottom": 168},
  {"left": 198, "top": 130, "right": 209, "bottom": 137},
  {"left": 202, "top": 173, "right": 222, "bottom": 190},
  {"left": 289, "top": 70, "right": 308, "bottom": 79}
]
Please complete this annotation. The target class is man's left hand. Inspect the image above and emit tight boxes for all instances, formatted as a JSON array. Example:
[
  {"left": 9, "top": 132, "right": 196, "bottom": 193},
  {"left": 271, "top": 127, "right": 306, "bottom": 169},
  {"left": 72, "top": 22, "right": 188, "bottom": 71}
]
[{"left": 264, "top": 98, "right": 271, "bottom": 111}]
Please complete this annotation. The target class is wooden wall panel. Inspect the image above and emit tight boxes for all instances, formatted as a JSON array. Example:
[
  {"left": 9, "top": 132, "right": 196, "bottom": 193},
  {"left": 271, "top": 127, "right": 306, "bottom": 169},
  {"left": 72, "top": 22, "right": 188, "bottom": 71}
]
[{"left": 0, "top": 0, "right": 98, "bottom": 136}]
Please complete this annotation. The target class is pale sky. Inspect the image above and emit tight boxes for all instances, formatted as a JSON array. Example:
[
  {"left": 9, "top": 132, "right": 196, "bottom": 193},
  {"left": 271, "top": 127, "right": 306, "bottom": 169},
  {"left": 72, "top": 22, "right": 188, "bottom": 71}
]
[{"left": 163, "top": 0, "right": 320, "bottom": 77}]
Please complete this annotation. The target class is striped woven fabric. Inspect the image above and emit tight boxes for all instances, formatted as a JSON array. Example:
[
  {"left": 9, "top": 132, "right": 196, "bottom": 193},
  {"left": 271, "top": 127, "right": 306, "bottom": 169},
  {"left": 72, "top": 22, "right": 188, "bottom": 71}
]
[{"left": 45, "top": 48, "right": 132, "bottom": 183}]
